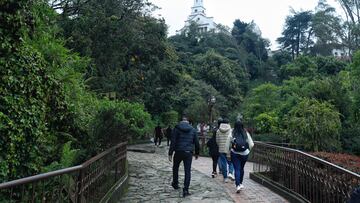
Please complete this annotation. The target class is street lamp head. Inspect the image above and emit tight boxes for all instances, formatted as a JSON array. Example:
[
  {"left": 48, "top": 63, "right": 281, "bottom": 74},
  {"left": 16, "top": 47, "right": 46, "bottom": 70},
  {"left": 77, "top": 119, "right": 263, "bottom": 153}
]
[{"left": 210, "top": 95, "right": 216, "bottom": 104}]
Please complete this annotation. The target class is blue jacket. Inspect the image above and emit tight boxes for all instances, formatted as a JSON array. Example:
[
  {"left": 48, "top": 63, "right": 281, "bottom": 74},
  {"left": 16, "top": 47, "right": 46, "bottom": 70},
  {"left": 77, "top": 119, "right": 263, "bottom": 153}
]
[{"left": 168, "top": 121, "right": 199, "bottom": 156}]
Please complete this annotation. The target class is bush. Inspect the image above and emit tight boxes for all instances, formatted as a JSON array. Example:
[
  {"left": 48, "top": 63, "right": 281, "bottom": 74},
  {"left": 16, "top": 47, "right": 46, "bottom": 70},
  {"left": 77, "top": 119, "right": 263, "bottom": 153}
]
[
  {"left": 89, "top": 100, "right": 154, "bottom": 152},
  {"left": 285, "top": 98, "right": 341, "bottom": 152},
  {"left": 254, "top": 112, "right": 279, "bottom": 133},
  {"left": 341, "top": 126, "right": 360, "bottom": 156},
  {"left": 161, "top": 110, "right": 179, "bottom": 126}
]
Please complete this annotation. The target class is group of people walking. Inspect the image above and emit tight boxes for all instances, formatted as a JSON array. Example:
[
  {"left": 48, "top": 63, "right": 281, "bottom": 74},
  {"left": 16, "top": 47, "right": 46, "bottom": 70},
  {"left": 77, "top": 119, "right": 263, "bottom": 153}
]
[
  {"left": 166, "top": 115, "right": 254, "bottom": 197},
  {"left": 208, "top": 118, "right": 254, "bottom": 192},
  {"left": 153, "top": 123, "right": 172, "bottom": 146}
]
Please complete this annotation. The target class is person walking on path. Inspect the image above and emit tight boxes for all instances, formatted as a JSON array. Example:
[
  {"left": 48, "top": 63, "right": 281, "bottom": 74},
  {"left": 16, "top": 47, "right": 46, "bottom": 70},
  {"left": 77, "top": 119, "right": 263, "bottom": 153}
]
[
  {"left": 230, "top": 120, "right": 254, "bottom": 193},
  {"left": 165, "top": 125, "right": 172, "bottom": 146},
  {"left": 154, "top": 123, "right": 164, "bottom": 146},
  {"left": 206, "top": 132, "right": 219, "bottom": 178},
  {"left": 168, "top": 115, "right": 200, "bottom": 197},
  {"left": 216, "top": 119, "right": 234, "bottom": 183}
]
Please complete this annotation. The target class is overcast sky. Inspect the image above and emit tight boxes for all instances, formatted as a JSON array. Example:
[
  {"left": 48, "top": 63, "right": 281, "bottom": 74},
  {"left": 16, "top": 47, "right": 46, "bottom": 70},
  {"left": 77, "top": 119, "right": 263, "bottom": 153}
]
[{"left": 149, "top": 0, "right": 342, "bottom": 50}]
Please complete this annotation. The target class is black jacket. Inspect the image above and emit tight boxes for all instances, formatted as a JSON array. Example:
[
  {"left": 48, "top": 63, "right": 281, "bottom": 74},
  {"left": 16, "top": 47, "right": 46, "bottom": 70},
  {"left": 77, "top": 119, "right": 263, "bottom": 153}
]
[
  {"left": 206, "top": 135, "right": 219, "bottom": 156},
  {"left": 168, "top": 121, "right": 199, "bottom": 156},
  {"left": 166, "top": 127, "right": 172, "bottom": 138}
]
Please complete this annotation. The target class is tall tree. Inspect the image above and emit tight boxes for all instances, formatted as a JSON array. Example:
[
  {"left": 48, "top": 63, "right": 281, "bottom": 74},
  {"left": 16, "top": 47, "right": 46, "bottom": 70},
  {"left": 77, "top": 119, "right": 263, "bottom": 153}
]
[
  {"left": 335, "top": 0, "right": 360, "bottom": 55},
  {"left": 231, "top": 19, "right": 270, "bottom": 80},
  {"left": 59, "top": 0, "right": 172, "bottom": 103},
  {"left": 277, "top": 10, "right": 313, "bottom": 59},
  {"left": 312, "top": 0, "right": 343, "bottom": 55},
  {"left": 193, "top": 49, "right": 246, "bottom": 107}
]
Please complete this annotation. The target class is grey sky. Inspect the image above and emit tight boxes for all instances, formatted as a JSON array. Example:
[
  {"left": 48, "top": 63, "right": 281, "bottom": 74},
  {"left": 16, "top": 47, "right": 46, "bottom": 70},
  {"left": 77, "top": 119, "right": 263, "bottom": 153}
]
[{"left": 149, "top": 0, "right": 342, "bottom": 50}]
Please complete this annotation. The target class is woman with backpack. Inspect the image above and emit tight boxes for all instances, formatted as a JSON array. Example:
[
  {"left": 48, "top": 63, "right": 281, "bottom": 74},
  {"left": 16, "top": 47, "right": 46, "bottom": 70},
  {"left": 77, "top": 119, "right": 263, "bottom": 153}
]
[{"left": 230, "top": 120, "right": 254, "bottom": 193}]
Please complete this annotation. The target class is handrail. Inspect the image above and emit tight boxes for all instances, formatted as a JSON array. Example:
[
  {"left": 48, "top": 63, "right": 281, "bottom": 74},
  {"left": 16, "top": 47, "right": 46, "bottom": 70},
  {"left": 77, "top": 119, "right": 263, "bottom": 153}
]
[
  {"left": 0, "top": 165, "right": 83, "bottom": 189},
  {"left": 251, "top": 141, "right": 360, "bottom": 203},
  {"left": 254, "top": 141, "right": 360, "bottom": 177},
  {"left": 0, "top": 141, "right": 128, "bottom": 203}
]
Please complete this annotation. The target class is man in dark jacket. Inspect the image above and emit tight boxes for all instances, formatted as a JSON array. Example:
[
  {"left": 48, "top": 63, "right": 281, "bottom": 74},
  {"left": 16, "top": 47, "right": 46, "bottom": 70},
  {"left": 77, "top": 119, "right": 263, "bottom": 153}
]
[{"left": 168, "top": 115, "right": 199, "bottom": 197}]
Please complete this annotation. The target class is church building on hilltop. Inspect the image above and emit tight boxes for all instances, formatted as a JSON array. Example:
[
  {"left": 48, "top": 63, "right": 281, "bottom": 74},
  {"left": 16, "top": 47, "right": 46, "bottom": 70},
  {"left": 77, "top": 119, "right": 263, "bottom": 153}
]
[{"left": 177, "top": 0, "right": 217, "bottom": 34}]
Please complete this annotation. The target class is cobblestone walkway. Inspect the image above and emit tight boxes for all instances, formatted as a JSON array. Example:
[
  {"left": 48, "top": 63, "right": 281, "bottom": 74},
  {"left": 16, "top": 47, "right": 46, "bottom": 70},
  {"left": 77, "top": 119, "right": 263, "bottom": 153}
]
[
  {"left": 192, "top": 156, "right": 288, "bottom": 203},
  {"left": 119, "top": 144, "right": 288, "bottom": 203}
]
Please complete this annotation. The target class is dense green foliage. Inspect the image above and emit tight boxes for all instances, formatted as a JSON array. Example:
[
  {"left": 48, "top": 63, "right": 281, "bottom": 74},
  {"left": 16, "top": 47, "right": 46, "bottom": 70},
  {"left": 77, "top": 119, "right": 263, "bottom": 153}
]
[
  {"left": 0, "top": 0, "right": 71, "bottom": 181},
  {"left": 0, "top": 0, "right": 154, "bottom": 181},
  {"left": 285, "top": 98, "right": 341, "bottom": 151},
  {"left": 2, "top": 0, "right": 360, "bottom": 182}
]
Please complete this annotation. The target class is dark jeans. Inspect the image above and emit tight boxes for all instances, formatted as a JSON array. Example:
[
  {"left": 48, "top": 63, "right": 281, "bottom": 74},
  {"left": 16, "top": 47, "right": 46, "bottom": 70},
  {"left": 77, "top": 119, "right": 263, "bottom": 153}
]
[
  {"left": 172, "top": 151, "right": 193, "bottom": 191},
  {"left": 211, "top": 155, "right": 219, "bottom": 173},
  {"left": 231, "top": 151, "right": 248, "bottom": 186},
  {"left": 154, "top": 136, "right": 162, "bottom": 145},
  {"left": 167, "top": 137, "right": 170, "bottom": 146}
]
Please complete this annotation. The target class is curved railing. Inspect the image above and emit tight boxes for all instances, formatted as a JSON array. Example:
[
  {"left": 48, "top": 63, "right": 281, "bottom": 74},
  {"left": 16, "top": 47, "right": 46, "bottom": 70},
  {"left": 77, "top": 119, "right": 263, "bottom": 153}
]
[
  {"left": 0, "top": 142, "right": 127, "bottom": 203},
  {"left": 251, "top": 141, "right": 360, "bottom": 203}
]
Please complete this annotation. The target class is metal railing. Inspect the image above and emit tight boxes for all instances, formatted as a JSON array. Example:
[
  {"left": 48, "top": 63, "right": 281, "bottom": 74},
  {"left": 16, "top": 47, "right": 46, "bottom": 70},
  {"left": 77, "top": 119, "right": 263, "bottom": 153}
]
[
  {"left": 251, "top": 141, "right": 360, "bottom": 203},
  {"left": 0, "top": 142, "right": 127, "bottom": 203}
]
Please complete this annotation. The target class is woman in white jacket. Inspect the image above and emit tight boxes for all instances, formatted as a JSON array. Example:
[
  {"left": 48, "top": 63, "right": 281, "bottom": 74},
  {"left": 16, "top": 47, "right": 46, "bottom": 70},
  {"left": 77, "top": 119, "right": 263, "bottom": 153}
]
[
  {"left": 216, "top": 120, "right": 234, "bottom": 182},
  {"left": 229, "top": 120, "right": 254, "bottom": 193}
]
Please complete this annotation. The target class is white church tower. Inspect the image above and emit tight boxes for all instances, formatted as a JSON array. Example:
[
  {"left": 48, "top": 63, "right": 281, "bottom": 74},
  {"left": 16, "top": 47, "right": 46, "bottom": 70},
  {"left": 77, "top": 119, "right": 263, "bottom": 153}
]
[{"left": 178, "top": 0, "right": 217, "bottom": 33}]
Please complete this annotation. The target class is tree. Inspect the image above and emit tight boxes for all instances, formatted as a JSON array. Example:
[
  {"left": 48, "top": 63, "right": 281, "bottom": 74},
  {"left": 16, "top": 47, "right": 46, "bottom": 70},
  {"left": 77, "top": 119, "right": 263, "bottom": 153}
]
[
  {"left": 243, "top": 83, "right": 281, "bottom": 123},
  {"left": 0, "top": 0, "right": 75, "bottom": 181},
  {"left": 312, "top": 0, "right": 343, "bottom": 56},
  {"left": 350, "top": 51, "right": 360, "bottom": 123},
  {"left": 279, "top": 56, "right": 317, "bottom": 80},
  {"left": 193, "top": 50, "right": 245, "bottom": 107},
  {"left": 232, "top": 19, "right": 270, "bottom": 80},
  {"left": 170, "top": 75, "right": 226, "bottom": 121},
  {"left": 335, "top": 0, "right": 360, "bottom": 55},
  {"left": 285, "top": 98, "right": 341, "bottom": 152},
  {"left": 277, "top": 10, "right": 313, "bottom": 59},
  {"left": 59, "top": 0, "right": 169, "bottom": 100},
  {"left": 231, "top": 19, "right": 249, "bottom": 45}
]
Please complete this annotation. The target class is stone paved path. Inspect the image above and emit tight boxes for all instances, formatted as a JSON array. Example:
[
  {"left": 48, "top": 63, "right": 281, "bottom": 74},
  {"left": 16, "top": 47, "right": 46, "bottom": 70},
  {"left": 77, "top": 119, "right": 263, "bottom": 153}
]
[
  {"left": 119, "top": 144, "right": 288, "bottom": 203},
  {"left": 192, "top": 156, "right": 289, "bottom": 203}
]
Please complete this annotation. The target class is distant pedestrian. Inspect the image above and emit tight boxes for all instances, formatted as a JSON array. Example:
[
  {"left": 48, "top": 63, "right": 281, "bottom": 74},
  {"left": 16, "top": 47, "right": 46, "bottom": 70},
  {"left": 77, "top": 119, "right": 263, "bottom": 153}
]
[
  {"left": 154, "top": 123, "right": 164, "bottom": 146},
  {"left": 216, "top": 119, "right": 234, "bottom": 183},
  {"left": 206, "top": 133, "right": 219, "bottom": 178},
  {"left": 212, "top": 118, "right": 223, "bottom": 173},
  {"left": 166, "top": 125, "right": 172, "bottom": 146},
  {"left": 230, "top": 120, "right": 254, "bottom": 193},
  {"left": 168, "top": 115, "right": 199, "bottom": 197}
]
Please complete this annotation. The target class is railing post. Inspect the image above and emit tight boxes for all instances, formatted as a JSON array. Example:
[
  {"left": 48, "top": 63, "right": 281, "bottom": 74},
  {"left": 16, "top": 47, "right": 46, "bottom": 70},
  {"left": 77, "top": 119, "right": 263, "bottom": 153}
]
[
  {"left": 115, "top": 147, "right": 119, "bottom": 183},
  {"left": 294, "top": 153, "right": 299, "bottom": 193},
  {"left": 77, "top": 168, "right": 85, "bottom": 203}
]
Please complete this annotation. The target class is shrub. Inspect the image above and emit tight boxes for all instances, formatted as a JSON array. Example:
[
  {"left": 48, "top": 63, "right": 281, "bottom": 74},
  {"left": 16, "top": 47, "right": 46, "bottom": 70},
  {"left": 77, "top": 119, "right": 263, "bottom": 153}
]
[{"left": 285, "top": 98, "right": 341, "bottom": 152}]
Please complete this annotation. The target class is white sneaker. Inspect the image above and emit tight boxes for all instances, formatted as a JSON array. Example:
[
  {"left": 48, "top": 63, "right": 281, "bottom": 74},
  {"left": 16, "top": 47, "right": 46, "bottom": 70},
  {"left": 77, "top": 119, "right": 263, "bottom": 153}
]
[
  {"left": 224, "top": 178, "right": 228, "bottom": 183},
  {"left": 236, "top": 185, "right": 241, "bottom": 193},
  {"left": 236, "top": 184, "right": 244, "bottom": 193},
  {"left": 228, "top": 173, "right": 235, "bottom": 180}
]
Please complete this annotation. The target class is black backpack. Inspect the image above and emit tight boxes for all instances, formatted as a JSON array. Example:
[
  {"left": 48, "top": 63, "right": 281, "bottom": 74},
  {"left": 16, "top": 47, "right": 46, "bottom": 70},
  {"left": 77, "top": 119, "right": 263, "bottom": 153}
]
[{"left": 232, "top": 133, "right": 249, "bottom": 152}]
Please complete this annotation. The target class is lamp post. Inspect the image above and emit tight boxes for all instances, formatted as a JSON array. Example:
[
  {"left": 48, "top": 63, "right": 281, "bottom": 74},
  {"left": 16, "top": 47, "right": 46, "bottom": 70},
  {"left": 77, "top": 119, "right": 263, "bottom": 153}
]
[{"left": 208, "top": 95, "right": 216, "bottom": 126}]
